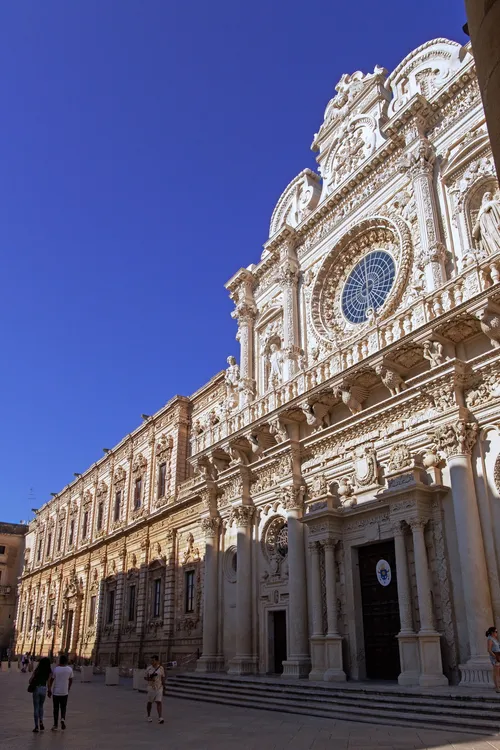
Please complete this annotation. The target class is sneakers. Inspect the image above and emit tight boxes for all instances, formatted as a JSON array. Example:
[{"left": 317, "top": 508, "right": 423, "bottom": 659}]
[
  {"left": 33, "top": 728, "right": 39, "bottom": 733},
  {"left": 147, "top": 716, "right": 152, "bottom": 723},
  {"left": 61, "top": 720, "right": 66, "bottom": 731},
  {"left": 39, "top": 723, "right": 45, "bottom": 731},
  {"left": 158, "top": 718, "right": 164, "bottom": 724}
]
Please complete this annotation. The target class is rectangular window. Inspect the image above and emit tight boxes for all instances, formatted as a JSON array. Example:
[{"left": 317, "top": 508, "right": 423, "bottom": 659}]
[
  {"left": 185, "top": 570, "right": 195, "bottom": 614},
  {"left": 128, "top": 585, "right": 136, "bottom": 622},
  {"left": 89, "top": 595, "right": 96, "bottom": 626},
  {"left": 57, "top": 526, "right": 63, "bottom": 552},
  {"left": 20, "top": 610, "right": 25, "bottom": 632},
  {"left": 134, "top": 478, "right": 142, "bottom": 510},
  {"left": 107, "top": 590, "right": 115, "bottom": 624},
  {"left": 153, "top": 578, "right": 161, "bottom": 618},
  {"left": 0, "top": 544, "right": 5, "bottom": 554},
  {"left": 157, "top": 462, "right": 167, "bottom": 498},
  {"left": 68, "top": 519, "right": 75, "bottom": 547},
  {"left": 37, "top": 540, "right": 42, "bottom": 561},
  {"left": 113, "top": 491, "right": 121, "bottom": 522},
  {"left": 96, "top": 502, "right": 104, "bottom": 531},
  {"left": 29, "top": 609, "right": 33, "bottom": 630},
  {"left": 82, "top": 511, "right": 89, "bottom": 540},
  {"left": 38, "top": 607, "right": 43, "bottom": 625},
  {"left": 49, "top": 604, "right": 54, "bottom": 625},
  {"left": 46, "top": 533, "right": 52, "bottom": 558}
]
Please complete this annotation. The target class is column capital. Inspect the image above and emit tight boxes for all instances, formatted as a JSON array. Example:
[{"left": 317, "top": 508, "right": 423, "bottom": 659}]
[
  {"left": 430, "top": 419, "right": 479, "bottom": 458},
  {"left": 280, "top": 485, "right": 306, "bottom": 512},
  {"left": 408, "top": 517, "right": 429, "bottom": 532},
  {"left": 200, "top": 517, "right": 221, "bottom": 539},
  {"left": 320, "top": 538, "right": 339, "bottom": 550},
  {"left": 308, "top": 540, "right": 320, "bottom": 554},
  {"left": 277, "top": 260, "right": 300, "bottom": 288},
  {"left": 390, "top": 519, "right": 405, "bottom": 536},
  {"left": 231, "top": 505, "right": 255, "bottom": 528}
]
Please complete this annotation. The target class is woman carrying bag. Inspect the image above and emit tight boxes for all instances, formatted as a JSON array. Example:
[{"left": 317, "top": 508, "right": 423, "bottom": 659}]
[{"left": 28, "top": 657, "right": 52, "bottom": 732}]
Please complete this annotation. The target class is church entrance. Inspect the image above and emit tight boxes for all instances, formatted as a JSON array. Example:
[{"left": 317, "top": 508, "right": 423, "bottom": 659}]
[
  {"left": 269, "top": 610, "right": 287, "bottom": 674},
  {"left": 358, "top": 541, "right": 401, "bottom": 680}
]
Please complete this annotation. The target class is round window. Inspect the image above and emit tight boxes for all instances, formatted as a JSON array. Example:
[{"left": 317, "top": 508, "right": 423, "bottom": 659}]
[{"left": 341, "top": 250, "right": 396, "bottom": 324}]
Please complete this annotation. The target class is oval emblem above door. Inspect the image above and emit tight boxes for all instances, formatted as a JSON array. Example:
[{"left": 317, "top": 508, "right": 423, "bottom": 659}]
[{"left": 376, "top": 559, "right": 392, "bottom": 587}]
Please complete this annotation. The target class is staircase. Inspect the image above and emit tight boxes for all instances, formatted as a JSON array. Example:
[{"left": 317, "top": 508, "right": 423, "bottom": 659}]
[{"left": 166, "top": 673, "right": 500, "bottom": 735}]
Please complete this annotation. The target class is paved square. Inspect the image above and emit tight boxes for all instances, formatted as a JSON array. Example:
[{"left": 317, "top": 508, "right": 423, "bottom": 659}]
[{"left": 1, "top": 670, "right": 500, "bottom": 750}]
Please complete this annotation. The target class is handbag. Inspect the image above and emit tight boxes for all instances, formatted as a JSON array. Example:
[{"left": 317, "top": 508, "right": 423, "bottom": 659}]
[{"left": 27, "top": 679, "right": 35, "bottom": 693}]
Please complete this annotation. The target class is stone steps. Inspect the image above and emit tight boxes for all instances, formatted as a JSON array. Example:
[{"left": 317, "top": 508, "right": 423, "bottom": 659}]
[{"left": 166, "top": 674, "right": 500, "bottom": 735}]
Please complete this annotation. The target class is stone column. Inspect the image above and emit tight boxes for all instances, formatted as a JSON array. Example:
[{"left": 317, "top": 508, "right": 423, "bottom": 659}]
[
  {"left": 282, "top": 487, "right": 310, "bottom": 678},
  {"left": 162, "top": 529, "right": 176, "bottom": 652},
  {"left": 323, "top": 539, "right": 346, "bottom": 681},
  {"left": 197, "top": 517, "right": 223, "bottom": 672},
  {"left": 392, "top": 521, "right": 420, "bottom": 685},
  {"left": 229, "top": 270, "right": 257, "bottom": 407},
  {"left": 308, "top": 541, "right": 325, "bottom": 680},
  {"left": 404, "top": 137, "right": 446, "bottom": 292},
  {"left": 409, "top": 518, "right": 448, "bottom": 686},
  {"left": 278, "top": 249, "right": 301, "bottom": 381},
  {"left": 228, "top": 506, "right": 257, "bottom": 674},
  {"left": 432, "top": 419, "right": 493, "bottom": 685}
]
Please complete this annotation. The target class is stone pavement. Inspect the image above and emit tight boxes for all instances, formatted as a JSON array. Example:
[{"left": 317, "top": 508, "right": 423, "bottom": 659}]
[{"left": 1, "top": 670, "right": 500, "bottom": 750}]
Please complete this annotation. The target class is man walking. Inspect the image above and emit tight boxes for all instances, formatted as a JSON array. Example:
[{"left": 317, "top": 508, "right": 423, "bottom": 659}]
[
  {"left": 48, "top": 654, "right": 73, "bottom": 731},
  {"left": 144, "top": 655, "right": 165, "bottom": 724}
]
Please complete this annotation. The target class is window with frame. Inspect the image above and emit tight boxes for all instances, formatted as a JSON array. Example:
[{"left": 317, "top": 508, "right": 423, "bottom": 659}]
[
  {"left": 57, "top": 526, "right": 63, "bottom": 552},
  {"left": 107, "top": 590, "right": 115, "bottom": 624},
  {"left": 134, "top": 477, "right": 143, "bottom": 510},
  {"left": 0, "top": 544, "right": 5, "bottom": 554},
  {"left": 128, "top": 584, "right": 136, "bottom": 622},
  {"left": 49, "top": 603, "right": 55, "bottom": 626},
  {"left": 20, "top": 610, "right": 25, "bottom": 632},
  {"left": 38, "top": 607, "right": 43, "bottom": 625},
  {"left": 46, "top": 533, "right": 52, "bottom": 558},
  {"left": 68, "top": 519, "right": 75, "bottom": 547},
  {"left": 113, "top": 491, "right": 121, "bottom": 522},
  {"left": 37, "top": 539, "right": 42, "bottom": 561},
  {"left": 153, "top": 578, "right": 161, "bottom": 618},
  {"left": 96, "top": 502, "right": 104, "bottom": 531},
  {"left": 89, "top": 595, "right": 96, "bottom": 626},
  {"left": 185, "top": 570, "right": 195, "bottom": 614},
  {"left": 82, "top": 510, "right": 89, "bottom": 540},
  {"left": 29, "top": 609, "right": 33, "bottom": 630},
  {"left": 157, "top": 462, "right": 167, "bottom": 498}
]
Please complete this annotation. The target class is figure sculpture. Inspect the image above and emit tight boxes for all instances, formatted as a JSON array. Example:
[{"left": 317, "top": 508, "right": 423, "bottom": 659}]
[
  {"left": 423, "top": 341, "right": 445, "bottom": 368},
  {"left": 268, "top": 343, "right": 283, "bottom": 386},
  {"left": 473, "top": 191, "right": 500, "bottom": 255},
  {"left": 225, "top": 355, "right": 240, "bottom": 409}
]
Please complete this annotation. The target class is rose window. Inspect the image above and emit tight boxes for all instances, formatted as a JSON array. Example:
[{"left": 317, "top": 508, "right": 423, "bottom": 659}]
[
  {"left": 275, "top": 525, "right": 288, "bottom": 558},
  {"left": 341, "top": 250, "right": 396, "bottom": 324},
  {"left": 263, "top": 517, "right": 289, "bottom": 561}
]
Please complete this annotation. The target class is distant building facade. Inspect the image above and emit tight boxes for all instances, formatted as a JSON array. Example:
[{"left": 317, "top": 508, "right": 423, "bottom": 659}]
[
  {"left": 15, "top": 38, "right": 500, "bottom": 686},
  {"left": 0, "top": 522, "right": 28, "bottom": 656}
]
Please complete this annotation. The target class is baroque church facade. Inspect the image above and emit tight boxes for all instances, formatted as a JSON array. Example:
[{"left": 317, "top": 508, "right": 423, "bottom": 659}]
[{"left": 16, "top": 38, "right": 500, "bottom": 687}]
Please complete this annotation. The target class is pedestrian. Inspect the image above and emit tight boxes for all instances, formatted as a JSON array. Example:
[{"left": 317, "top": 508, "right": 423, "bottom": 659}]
[
  {"left": 486, "top": 626, "right": 500, "bottom": 692},
  {"left": 21, "top": 653, "right": 28, "bottom": 673},
  {"left": 48, "top": 653, "right": 73, "bottom": 731},
  {"left": 28, "top": 657, "right": 51, "bottom": 733},
  {"left": 144, "top": 655, "right": 165, "bottom": 724}
]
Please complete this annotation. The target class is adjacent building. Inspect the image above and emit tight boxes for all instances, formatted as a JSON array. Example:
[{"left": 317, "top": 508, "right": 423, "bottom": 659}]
[
  {"left": 15, "top": 37, "right": 500, "bottom": 686},
  {"left": 0, "top": 522, "right": 28, "bottom": 657}
]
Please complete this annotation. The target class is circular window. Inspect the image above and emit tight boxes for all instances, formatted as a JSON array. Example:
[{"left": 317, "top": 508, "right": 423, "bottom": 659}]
[
  {"left": 341, "top": 250, "right": 396, "bottom": 324},
  {"left": 276, "top": 525, "right": 288, "bottom": 558}
]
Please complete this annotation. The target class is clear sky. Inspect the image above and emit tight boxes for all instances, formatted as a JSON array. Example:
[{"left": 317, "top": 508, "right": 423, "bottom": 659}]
[{"left": 0, "top": 1, "right": 467, "bottom": 523}]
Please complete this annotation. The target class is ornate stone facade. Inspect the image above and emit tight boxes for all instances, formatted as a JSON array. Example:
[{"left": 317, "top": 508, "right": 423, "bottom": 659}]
[{"left": 15, "top": 38, "right": 500, "bottom": 686}]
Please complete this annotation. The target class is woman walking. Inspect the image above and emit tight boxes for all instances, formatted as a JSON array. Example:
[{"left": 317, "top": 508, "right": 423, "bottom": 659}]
[
  {"left": 486, "top": 626, "right": 500, "bottom": 692},
  {"left": 28, "top": 657, "right": 51, "bottom": 733}
]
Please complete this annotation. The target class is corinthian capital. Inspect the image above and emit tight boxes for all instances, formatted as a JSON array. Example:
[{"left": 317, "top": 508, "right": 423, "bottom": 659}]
[
  {"left": 400, "top": 137, "right": 436, "bottom": 178},
  {"left": 231, "top": 505, "right": 255, "bottom": 528},
  {"left": 280, "top": 485, "right": 305, "bottom": 512},
  {"left": 200, "top": 517, "right": 221, "bottom": 539},
  {"left": 231, "top": 301, "right": 257, "bottom": 324},
  {"left": 277, "top": 260, "right": 300, "bottom": 288},
  {"left": 429, "top": 420, "right": 479, "bottom": 458}
]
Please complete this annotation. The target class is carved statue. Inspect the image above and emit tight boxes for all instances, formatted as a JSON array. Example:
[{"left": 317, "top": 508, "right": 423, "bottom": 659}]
[
  {"left": 473, "top": 191, "right": 500, "bottom": 255},
  {"left": 225, "top": 356, "right": 240, "bottom": 409},
  {"left": 423, "top": 341, "right": 445, "bottom": 368},
  {"left": 333, "top": 384, "right": 363, "bottom": 414},
  {"left": 477, "top": 308, "right": 500, "bottom": 349},
  {"left": 302, "top": 402, "right": 330, "bottom": 430},
  {"left": 375, "top": 365, "right": 406, "bottom": 396},
  {"left": 269, "top": 417, "right": 288, "bottom": 443},
  {"left": 268, "top": 343, "right": 283, "bottom": 386}
]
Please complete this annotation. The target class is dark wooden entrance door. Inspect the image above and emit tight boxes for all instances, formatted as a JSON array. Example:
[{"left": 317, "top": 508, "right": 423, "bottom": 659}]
[
  {"left": 272, "top": 611, "right": 287, "bottom": 674},
  {"left": 358, "top": 541, "right": 401, "bottom": 680}
]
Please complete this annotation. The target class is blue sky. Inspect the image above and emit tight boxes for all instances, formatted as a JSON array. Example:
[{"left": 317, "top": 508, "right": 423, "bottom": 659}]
[{"left": 0, "top": 1, "right": 467, "bottom": 523}]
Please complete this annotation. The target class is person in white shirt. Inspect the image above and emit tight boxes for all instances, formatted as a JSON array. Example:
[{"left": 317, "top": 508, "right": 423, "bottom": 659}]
[
  {"left": 144, "top": 655, "right": 165, "bottom": 724},
  {"left": 48, "top": 654, "right": 73, "bottom": 731}
]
